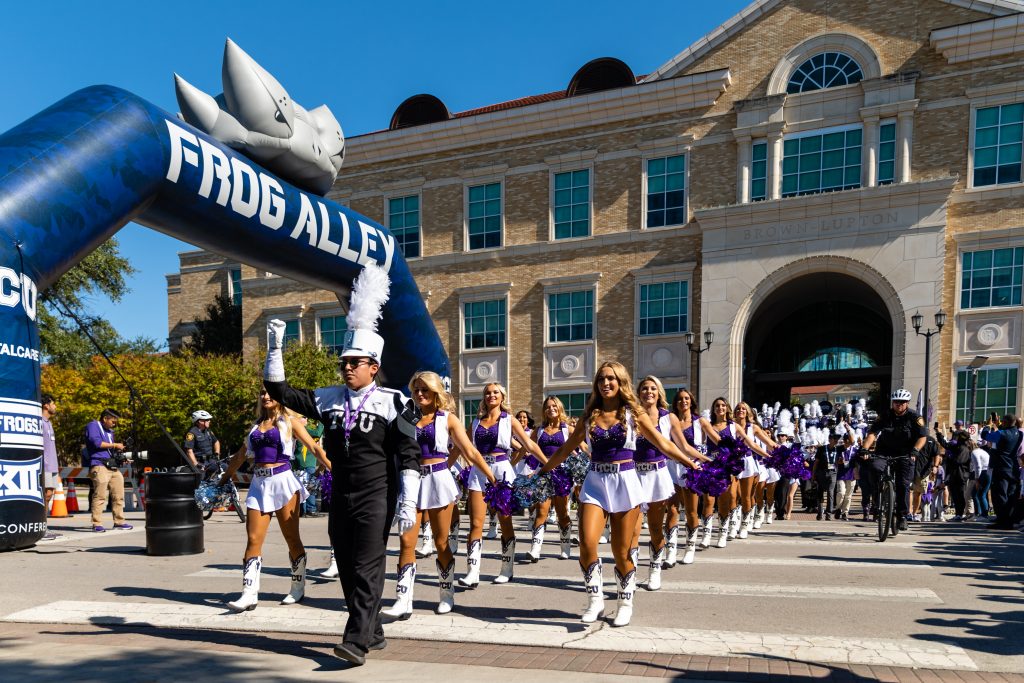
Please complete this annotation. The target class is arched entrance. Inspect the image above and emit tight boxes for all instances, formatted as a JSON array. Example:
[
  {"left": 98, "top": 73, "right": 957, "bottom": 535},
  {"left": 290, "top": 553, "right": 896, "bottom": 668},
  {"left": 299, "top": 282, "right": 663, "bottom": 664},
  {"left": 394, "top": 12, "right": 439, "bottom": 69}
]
[{"left": 742, "top": 271, "right": 895, "bottom": 407}]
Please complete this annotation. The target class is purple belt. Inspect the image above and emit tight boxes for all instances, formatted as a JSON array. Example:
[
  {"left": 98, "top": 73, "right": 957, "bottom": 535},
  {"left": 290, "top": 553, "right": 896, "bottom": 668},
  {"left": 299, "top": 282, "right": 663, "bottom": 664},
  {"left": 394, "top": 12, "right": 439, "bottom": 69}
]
[
  {"left": 252, "top": 462, "right": 291, "bottom": 478},
  {"left": 590, "top": 461, "right": 635, "bottom": 474},
  {"left": 419, "top": 462, "right": 448, "bottom": 476},
  {"left": 635, "top": 460, "right": 667, "bottom": 472}
]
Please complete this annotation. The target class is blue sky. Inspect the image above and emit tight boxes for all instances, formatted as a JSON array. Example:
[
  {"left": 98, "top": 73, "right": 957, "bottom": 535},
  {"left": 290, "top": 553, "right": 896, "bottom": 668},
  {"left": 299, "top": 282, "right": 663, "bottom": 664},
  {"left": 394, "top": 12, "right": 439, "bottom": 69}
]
[{"left": 1, "top": 0, "right": 750, "bottom": 346}]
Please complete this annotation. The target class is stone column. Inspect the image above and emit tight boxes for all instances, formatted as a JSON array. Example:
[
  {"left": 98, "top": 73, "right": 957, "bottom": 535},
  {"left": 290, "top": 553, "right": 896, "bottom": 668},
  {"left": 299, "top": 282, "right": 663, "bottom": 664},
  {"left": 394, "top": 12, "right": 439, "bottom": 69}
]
[
  {"left": 767, "top": 129, "right": 784, "bottom": 200},
  {"left": 736, "top": 134, "right": 752, "bottom": 204},
  {"left": 897, "top": 110, "right": 915, "bottom": 184},
  {"left": 862, "top": 115, "right": 879, "bottom": 188}
]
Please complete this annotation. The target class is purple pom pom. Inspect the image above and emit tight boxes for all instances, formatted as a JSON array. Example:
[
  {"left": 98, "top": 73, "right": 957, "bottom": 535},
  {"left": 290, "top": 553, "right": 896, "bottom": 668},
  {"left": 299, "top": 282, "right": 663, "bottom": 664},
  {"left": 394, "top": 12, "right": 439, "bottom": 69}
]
[
  {"left": 483, "top": 478, "right": 517, "bottom": 516},
  {"left": 550, "top": 467, "right": 573, "bottom": 497},
  {"left": 457, "top": 466, "right": 471, "bottom": 491},
  {"left": 317, "top": 470, "right": 333, "bottom": 506},
  {"left": 688, "top": 459, "right": 730, "bottom": 497}
]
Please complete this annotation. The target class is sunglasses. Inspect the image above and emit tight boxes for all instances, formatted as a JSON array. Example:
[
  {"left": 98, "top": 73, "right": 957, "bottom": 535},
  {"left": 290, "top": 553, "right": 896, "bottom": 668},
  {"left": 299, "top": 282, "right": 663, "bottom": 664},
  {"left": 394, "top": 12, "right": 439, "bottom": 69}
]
[{"left": 340, "top": 358, "right": 370, "bottom": 369}]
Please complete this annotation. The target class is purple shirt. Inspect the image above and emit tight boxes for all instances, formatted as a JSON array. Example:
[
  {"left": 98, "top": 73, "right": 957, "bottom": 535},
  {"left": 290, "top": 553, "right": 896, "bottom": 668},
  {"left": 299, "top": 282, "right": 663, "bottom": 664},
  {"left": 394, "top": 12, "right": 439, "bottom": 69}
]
[
  {"left": 42, "top": 415, "right": 58, "bottom": 473},
  {"left": 590, "top": 423, "right": 633, "bottom": 463},
  {"left": 417, "top": 419, "right": 441, "bottom": 461},
  {"left": 474, "top": 420, "right": 500, "bottom": 454},
  {"left": 250, "top": 426, "right": 287, "bottom": 465},
  {"left": 537, "top": 427, "right": 566, "bottom": 457},
  {"left": 84, "top": 420, "right": 114, "bottom": 467}
]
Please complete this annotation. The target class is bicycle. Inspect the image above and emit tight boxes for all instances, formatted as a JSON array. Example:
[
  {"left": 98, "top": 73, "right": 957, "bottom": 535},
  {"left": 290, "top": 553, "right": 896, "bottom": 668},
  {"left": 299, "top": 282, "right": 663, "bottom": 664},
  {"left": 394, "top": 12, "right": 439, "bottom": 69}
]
[
  {"left": 194, "top": 458, "right": 246, "bottom": 522},
  {"left": 869, "top": 452, "right": 912, "bottom": 542}
]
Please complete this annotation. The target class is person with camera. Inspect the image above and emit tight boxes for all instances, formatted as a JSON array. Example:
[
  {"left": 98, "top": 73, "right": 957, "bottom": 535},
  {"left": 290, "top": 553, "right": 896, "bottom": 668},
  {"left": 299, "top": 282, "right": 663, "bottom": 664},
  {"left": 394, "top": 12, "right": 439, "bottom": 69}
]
[
  {"left": 858, "top": 389, "right": 927, "bottom": 532},
  {"left": 183, "top": 410, "right": 220, "bottom": 471},
  {"left": 83, "top": 408, "right": 132, "bottom": 532}
]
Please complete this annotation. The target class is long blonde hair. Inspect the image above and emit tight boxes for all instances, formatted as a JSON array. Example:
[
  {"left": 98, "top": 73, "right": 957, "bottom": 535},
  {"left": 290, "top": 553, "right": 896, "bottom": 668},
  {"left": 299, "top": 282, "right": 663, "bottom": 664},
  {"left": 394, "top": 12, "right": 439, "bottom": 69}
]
[
  {"left": 477, "top": 382, "right": 513, "bottom": 418},
  {"left": 733, "top": 401, "right": 762, "bottom": 428},
  {"left": 410, "top": 371, "right": 455, "bottom": 413},
  {"left": 541, "top": 395, "right": 570, "bottom": 429},
  {"left": 583, "top": 361, "right": 641, "bottom": 429},
  {"left": 256, "top": 388, "right": 294, "bottom": 443},
  {"left": 638, "top": 375, "right": 669, "bottom": 410}
]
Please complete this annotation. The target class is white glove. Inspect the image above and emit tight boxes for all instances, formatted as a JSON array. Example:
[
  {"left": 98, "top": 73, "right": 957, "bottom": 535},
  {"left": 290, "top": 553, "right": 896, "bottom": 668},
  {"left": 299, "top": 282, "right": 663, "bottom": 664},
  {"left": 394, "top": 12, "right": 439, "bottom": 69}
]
[
  {"left": 396, "top": 469, "right": 420, "bottom": 534},
  {"left": 267, "top": 319, "right": 287, "bottom": 350},
  {"left": 264, "top": 319, "right": 287, "bottom": 382}
]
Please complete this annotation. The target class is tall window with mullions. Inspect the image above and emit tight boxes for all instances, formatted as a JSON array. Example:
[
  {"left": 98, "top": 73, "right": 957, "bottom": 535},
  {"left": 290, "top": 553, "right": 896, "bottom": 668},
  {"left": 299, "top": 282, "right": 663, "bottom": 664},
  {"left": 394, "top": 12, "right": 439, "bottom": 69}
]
[
  {"left": 782, "top": 128, "right": 862, "bottom": 197},
  {"left": 388, "top": 195, "right": 421, "bottom": 259},
  {"left": 548, "top": 290, "right": 593, "bottom": 342},
  {"left": 961, "top": 248, "right": 1024, "bottom": 309},
  {"left": 467, "top": 182, "right": 502, "bottom": 250},
  {"left": 463, "top": 299, "right": 506, "bottom": 350},
  {"left": 973, "top": 103, "right": 1023, "bottom": 187},
  {"left": 646, "top": 155, "right": 686, "bottom": 227}
]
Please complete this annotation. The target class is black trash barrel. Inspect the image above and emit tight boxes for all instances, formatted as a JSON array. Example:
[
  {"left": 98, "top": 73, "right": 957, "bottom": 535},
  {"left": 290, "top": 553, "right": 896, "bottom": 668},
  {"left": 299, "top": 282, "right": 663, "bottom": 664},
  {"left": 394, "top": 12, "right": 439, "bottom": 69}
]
[{"left": 145, "top": 471, "right": 204, "bottom": 556}]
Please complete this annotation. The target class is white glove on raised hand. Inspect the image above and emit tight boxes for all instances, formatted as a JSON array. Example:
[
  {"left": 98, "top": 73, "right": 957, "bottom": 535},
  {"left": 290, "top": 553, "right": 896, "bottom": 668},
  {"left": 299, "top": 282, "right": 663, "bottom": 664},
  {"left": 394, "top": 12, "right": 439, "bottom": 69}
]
[
  {"left": 396, "top": 469, "right": 421, "bottom": 534},
  {"left": 264, "top": 319, "right": 287, "bottom": 382},
  {"left": 267, "top": 319, "right": 288, "bottom": 350}
]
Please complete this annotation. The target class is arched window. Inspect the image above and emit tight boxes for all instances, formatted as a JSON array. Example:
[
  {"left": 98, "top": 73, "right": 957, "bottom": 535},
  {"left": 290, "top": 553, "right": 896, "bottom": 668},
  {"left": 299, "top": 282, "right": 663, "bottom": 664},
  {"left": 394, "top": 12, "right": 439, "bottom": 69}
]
[
  {"left": 787, "top": 52, "right": 863, "bottom": 94},
  {"left": 798, "top": 347, "right": 876, "bottom": 373}
]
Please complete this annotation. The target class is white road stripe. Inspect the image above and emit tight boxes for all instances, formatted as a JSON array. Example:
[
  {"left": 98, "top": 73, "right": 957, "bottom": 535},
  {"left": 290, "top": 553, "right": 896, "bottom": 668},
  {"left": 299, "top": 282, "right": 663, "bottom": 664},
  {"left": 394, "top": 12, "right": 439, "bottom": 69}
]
[{"left": 1, "top": 600, "right": 977, "bottom": 670}]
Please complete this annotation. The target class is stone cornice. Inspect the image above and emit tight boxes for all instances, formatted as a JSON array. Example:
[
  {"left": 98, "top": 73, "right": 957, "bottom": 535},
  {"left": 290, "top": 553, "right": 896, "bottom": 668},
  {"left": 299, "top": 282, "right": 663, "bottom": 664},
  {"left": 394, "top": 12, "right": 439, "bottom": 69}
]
[
  {"left": 342, "top": 69, "right": 731, "bottom": 167},
  {"left": 930, "top": 13, "right": 1024, "bottom": 64}
]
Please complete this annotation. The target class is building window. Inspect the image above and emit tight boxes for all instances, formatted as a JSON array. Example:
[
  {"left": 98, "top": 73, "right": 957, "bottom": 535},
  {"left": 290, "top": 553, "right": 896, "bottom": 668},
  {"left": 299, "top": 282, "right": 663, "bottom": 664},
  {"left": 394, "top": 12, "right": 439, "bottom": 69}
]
[
  {"left": 548, "top": 290, "right": 594, "bottom": 342},
  {"left": 388, "top": 195, "right": 420, "bottom": 259},
  {"left": 639, "top": 281, "right": 688, "bottom": 336},
  {"left": 787, "top": 52, "right": 863, "bottom": 94},
  {"left": 283, "top": 319, "right": 300, "bottom": 347},
  {"left": 646, "top": 155, "right": 686, "bottom": 227},
  {"left": 463, "top": 299, "right": 506, "bottom": 350},
  {"left": 782, "top": 128, "right": 862, "bottom": 197},
  {"left": 552, "top": 392, "right": 589, "bottom": 418},
  {"left": 751, "top": 142, "right": 768, "bottom": 201},
  {"left": 230, "top": 268, "right": 242, "bottom": 307},
  {"left": 877, "top": 122, "right": 896, "bottom": 186},
  {"left": 463, "top": 399, "right": 481, "bottom": 429},
  {"left": 467, "top": 182, "right": 502, "bottom": 250},
  {"left": 319, "top": 315, "right": 347, "bottom": 355},
  {"left": 798, "top": 347, "right": 876, "bottom": 372},
  {"left": 973, "top": 103, "right": 1023, "bottom": 187},
  {"left": 961, "top": 247, "right": 1024, "bottom": 309},
  {"left": 553, "top": 169, "right": 590, "bottom": 239},
  {"left": 956, "top": 365, "right": 1019, "bottom": 423}
]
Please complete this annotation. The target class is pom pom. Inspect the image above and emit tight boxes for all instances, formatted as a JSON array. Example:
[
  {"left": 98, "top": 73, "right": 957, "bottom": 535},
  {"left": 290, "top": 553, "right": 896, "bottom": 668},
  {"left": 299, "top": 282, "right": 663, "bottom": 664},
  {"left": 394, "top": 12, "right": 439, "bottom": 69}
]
[
  {"left": 511, "top": 473, "right": 553, "bottom": 510},
  {"left": 457, "top": 466, "right": 471, "bottom": 491},
  {"left": 483, "top": 478, "right": 517, "bottom": 516},
  {"left": 550, "top": 467, "right": 573, "bottom": 497},
  {"left": 347, "top": 262, "right": 391, "bottom": 332},
  {"left": 564, "top": 450, "right": 590, "bottom": 485},
  {"left": 688, "top": 459, "right": 730, "bottom": 496},
  {"left": 317, "top": 470, "right": 333, "bottom": 506},
  {"left": 194, "top": 481, "right": 234, "bottom": 511}
]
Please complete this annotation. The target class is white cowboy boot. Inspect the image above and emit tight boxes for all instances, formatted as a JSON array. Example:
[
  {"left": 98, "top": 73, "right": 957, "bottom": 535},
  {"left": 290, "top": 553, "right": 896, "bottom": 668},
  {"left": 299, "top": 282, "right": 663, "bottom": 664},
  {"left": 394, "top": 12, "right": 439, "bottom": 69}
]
[
  {"left": 738, "top": 510, "right": 754, "bottom": 539},
  {"left": 436, "top": 558, "right": 455, "bottom": 614},
  {"left": 448, "top": 518, "right": 460, "bottom": 556},
  {"left": 580, "top": 560, "right": 605, "bottom": 623},
  {"left": 663, "top": 524, "right": 678, "bottom": 568},
  {"left": 682, "top": 526, "right": 698, "bottom": 565},
  {"left": 765, "top": 504, "right": 775, "bottom": 525},
  {"left": 629, "top": 546, "right": 639, "bottom": 571},
  {"left": 753, "top": 505, "right": 765, "bottom": 529},
  {"left": 484, "top": 513, "right": 498, "bottom": 540},
  {"left": 227, "top": 556, "right": 261, "bottom": 612},
  {"left": 716, "top": 516, "right": 730, "bottom": 548},
  {"left": 699, "top": 515, "right": 714, "bottom": 549},
  {"left": 612, "top": 567, "right": 636, "bottom": 627},
  {"left": 493, "top": 537, "right": 516, "bottom": 583},
  {"left": 381, "top": 562, "right": 415, "bottom": 621},
  {"left": 458, "top": 539, "right": 481, "bottom": 588},
  {"left": 599, "top": 521, "right": 610, "bottom": 544},
  {"left": 321, "top": 549, "right": 339, "bottom": 579},
  {"left": 559, "top": 524, "right": 572, "bottom": 560},
  {"left": 728, "top": 507, "right": 741, "bottom": 539},
  {"left": 528, "top": 523, "right": 546, "bottom": 563},
  {"left": 646, "top": 543, "right": 664, "bottom": 591},
  {"left": 280, "top": 553, "right": 306, "bottom": 605},
  {"left": 416, "top": 521, "right": 435, "bottom": 559}
]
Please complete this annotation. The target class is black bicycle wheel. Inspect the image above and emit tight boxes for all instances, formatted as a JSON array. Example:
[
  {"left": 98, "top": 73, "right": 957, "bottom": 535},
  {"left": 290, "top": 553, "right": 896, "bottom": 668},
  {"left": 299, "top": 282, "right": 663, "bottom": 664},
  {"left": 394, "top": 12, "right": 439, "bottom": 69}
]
[
  {"left": 203, "top": 508, "right": 214, "bottom": 520},
  {"left": 888, "top": 482, "right": 900, "bottom": 537},
  {"left": 232, "top": 486, "right": 246, "bottom": 522},
  {"left": 877, "top": 480, "right": 892, "bottom": 542}
]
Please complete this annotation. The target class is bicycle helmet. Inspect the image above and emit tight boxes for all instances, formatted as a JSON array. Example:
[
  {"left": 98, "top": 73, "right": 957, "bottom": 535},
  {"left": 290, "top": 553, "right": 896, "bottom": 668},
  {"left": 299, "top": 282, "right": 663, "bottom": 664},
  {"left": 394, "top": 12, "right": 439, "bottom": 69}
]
[
  {"left": 890, "top": 388, "right": 912, "bottom": 402},
  {"left": 192, "top": 410, "right": 213, "bottom": 422}
]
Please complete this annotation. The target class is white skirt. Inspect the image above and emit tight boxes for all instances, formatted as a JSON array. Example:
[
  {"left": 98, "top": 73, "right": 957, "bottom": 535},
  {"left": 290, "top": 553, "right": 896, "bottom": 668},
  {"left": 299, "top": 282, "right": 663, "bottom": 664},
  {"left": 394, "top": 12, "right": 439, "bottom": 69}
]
[
  {"left": 757, "top": 460, "right": 769, "bottom": 483},
  {"left": 514, "top": 458, "right": 539, "bottom": 477},
  {"left": 637, "top": 463, "right": 675, "bottom": 506},
  {"left": 765, "top": 467, "right": 781, "bottom": 484},
  {"left": 739, "top": 455, "right": 760, "bottom": 479},
  {"left": 468, "top": 459, "right": 516, "bottom": 493},
  {"left": 669, "top": 461, "right": 690, "bottom": 488},
  {"left": 246, "top": 469, "right": 308, "bottom": 513},
  {"left": 418, "top": 466, "right": 460, "bottom": 510},
  {"left": 579, "top": 467, "right": 644, "bottom": 513}
]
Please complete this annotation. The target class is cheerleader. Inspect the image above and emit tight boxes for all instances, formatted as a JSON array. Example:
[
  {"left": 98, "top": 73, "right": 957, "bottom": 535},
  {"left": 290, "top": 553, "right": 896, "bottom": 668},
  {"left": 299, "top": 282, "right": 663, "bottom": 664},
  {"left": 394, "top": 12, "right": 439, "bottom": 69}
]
[
  {"left": 382, "top": 372, "right": 496, "bottom": 619},
  {"left": 220, "top": 387, "right": 330, "bottom": 612},
  {"left": 527, "top": 397, "right": 575, "bottom": 561},
  {"left": 460, "top": 382, "right": 546, "bottom": 587},
  {"left": 666, "top": 389, "right": 713, "bottom": 565},
  {"left": 631, "top": 377, "right": 701, "bottom": 589},
  {"left": 731, "top": 402, "right": 775, "bottom": 539},
  {"left": 702, "top": 398, "right": 765, "bottom": 548},
  {"left": 541, "top": 362, "right": 685, "bottom": 626}
]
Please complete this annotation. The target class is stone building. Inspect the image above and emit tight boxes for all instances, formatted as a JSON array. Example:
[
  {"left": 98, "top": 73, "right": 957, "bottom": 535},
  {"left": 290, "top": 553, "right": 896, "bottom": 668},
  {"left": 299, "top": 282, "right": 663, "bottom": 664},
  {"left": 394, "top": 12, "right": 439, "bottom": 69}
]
[{"left": 167, "top": 0, "right": 1024, "bottom": 425}]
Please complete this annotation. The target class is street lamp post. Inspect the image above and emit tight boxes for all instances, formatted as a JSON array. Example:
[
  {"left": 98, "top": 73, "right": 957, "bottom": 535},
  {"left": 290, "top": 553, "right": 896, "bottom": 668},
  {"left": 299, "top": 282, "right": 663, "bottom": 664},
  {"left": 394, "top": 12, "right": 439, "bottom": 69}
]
[
  {"left": 912, "top": 309, "right": 946, "bottom": 422},
  {"left": 684, "top": 328, "right": 714, "bottom": 402},
  {"left": 967, "top": 355, "right": 988, "bottom": 425}
]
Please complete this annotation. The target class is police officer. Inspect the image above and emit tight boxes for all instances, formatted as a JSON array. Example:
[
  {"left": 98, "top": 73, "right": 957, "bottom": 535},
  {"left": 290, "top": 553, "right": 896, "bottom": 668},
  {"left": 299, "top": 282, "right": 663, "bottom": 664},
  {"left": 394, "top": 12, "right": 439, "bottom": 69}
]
[
  {"left": 183, "top": 410, "right": 220, "bottom": 471},
  {"left": 262, "top": 263, "right": 420, "bottom": 667},
  {"left": 859, "top": 388, "right": 927, "bottom": 531}
]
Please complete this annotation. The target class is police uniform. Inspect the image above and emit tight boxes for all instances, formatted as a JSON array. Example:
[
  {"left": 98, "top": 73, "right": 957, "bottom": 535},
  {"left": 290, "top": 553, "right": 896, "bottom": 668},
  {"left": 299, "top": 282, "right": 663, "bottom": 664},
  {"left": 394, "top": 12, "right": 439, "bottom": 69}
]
[
  {"left": 183, "top": 426, "right": 218, "bottom": 466},
  {"left": 866, "top": 409, "right": 927, "bottom": 520}
]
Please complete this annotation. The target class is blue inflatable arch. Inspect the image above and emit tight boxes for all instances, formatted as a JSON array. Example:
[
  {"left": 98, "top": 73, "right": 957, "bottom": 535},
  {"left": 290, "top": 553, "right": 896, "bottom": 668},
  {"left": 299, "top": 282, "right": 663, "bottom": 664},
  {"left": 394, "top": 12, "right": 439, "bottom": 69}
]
[{"left": 0, "top": 85, "right": 450, "bottom": 549}]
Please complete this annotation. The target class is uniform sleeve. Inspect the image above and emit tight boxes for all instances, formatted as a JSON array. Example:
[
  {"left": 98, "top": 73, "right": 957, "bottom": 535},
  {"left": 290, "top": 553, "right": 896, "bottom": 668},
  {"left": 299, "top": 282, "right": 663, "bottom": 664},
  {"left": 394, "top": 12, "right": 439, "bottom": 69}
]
[
  {"left": 867, "top": 416, "right": 885, "bottom": 436},
  {"left": 85, "top": 421, "right": 105, "bottom": 450},
  {"left": 389, "top": 391, "right": 420, "bottom": 473},
  {"left": 183, "top": 429, "right": 195, "bottom": 452},
  {"left": 910, "top": 414, "right": 928, "bottom": 441},
  {"left": 264, "top": 380, "right": 323, "bottom": 422}
]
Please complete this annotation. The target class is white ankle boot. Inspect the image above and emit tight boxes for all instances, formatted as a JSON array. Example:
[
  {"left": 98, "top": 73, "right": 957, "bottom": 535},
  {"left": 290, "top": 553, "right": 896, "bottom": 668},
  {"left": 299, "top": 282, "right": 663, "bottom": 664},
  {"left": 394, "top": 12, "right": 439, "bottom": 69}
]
[
  {"left": 281, "top": 553, "right": 306, "bottom": 605},
  {"left": 646, "top": 543, "right": 664, "bottom": 591},
  {"left": 458, "top": 539, "right": 481, "bottom": 588},
  {"left": 321, "top": 549, "right": 339, "bottom": 579},
  {"left": 416, "top": 522, "right": 435, "bottom": 559},
  {"left": 227, "top": 556, "right": 261, "bottom": 612},
  {"left": 738, "top": 510, "right": 754, "bottom": 539},
  {"left": 716, "top": 517, "right": 730, "bottom": 548},
  {"left": 753, "top": 505, "right": 765, "bottom": 529},
  {"left": 663, "top": 524, "right": 678, "bottom": 568},
  {"left": 682, "top": 526, "right": 698, "bottom": 564},
  {"left": 699, "top": 515, "right": 714, "bottom": 549},
  {"left": 436, "top": 558, "right": 455, "bottom": 614},
  {"left": 765, "top": 504, "right": 775, "bottom": 525},
  {"left": 493, "top": 537, "right": 516, "bottom": 583},
  {"left": 448, "top": 519, "right": 460, "bottom": 556},
  {"left": 381, "top": 562, "right": 415, "bottom": 621},
  {"left": 581, "top": 560, "right": 605, "bottom": 623},
  {"left": 612, "top": 567, "right": 636, "bottom": 627},
  {"left": 728, "top": 507, "right": 741, "bottom": 539},
  {"left": 559, "top": 524, "right": 572, "bottom": 559},
  {"left": 528, "top": 523, "right": 545, "bottom": 563}
]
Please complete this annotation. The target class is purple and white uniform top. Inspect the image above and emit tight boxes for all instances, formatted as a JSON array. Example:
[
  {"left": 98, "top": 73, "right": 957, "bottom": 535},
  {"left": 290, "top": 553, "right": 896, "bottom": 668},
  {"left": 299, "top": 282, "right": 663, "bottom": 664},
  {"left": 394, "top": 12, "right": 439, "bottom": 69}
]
[
  {"left": 579, "top": 415, "right": 644, "bottom": 513},
  {"left": 466, "top": 411, "right": 516, "bottom": 493},
  {"left": 413, "top": 411, "right": 460, "bottom": 509},
  {"left": 245, "top": 419, "right": 307, "bottom": 513},
  {"left": 634, "top": 409, "right": 675, "bottom": 505}
]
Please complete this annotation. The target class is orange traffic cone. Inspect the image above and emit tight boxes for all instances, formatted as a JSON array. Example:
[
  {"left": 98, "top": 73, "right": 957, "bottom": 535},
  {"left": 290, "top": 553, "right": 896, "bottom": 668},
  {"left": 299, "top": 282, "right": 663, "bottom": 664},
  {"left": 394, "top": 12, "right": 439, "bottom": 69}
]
[
  {"left": 65, "top": 480, "right": 80, "bottom": 513},
  {"left": 50, "top": 482, "right": 68, "bottom": 518}
]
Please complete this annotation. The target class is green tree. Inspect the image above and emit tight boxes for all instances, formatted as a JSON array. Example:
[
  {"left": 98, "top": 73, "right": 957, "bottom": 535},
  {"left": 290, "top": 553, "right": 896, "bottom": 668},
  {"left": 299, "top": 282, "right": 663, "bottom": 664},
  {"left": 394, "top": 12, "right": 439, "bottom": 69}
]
[{"left": 184, "top": 294, "right": 242, "bottom": 355}]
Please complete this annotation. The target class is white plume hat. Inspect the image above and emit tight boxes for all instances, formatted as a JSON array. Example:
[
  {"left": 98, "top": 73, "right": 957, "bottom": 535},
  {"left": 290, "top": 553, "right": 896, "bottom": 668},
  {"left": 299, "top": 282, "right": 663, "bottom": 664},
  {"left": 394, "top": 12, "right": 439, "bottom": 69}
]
[{"left": 341, "top": 263, "right": 391, "bottom": 363}]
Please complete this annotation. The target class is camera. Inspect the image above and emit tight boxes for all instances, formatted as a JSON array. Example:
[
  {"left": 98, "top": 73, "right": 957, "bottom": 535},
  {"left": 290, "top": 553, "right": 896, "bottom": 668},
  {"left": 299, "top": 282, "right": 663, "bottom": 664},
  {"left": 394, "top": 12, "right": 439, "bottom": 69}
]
[{"left": 104, "top": 437, "right": 134, "bottom": 470}]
